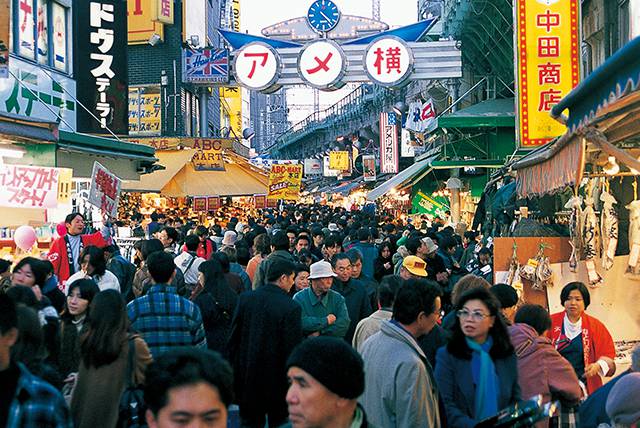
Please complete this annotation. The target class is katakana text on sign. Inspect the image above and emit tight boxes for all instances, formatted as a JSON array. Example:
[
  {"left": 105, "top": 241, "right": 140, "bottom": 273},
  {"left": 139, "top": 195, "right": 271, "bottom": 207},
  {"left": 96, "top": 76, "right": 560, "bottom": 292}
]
[
  {"left": 0, "top": 165, "right": 70, "bottom": 209},
  {"left": 233, "top": 42, "right": 280, "bottom": 91},
  {"left": 89, "top": 1, "right": 115, "bottom": 128},
  {"left": 298, "top": 40, "right": 346, "bottom": 89},
  {"left": 364, "top": 36, "right": 413, "bottom": 87}
]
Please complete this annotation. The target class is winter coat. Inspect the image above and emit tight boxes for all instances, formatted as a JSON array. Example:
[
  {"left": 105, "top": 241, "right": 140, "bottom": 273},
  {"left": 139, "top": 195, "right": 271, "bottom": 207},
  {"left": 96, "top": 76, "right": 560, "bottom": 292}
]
[
  {"left": 252, "top": 250, "right": 297, "bottom": 289},
  {"left": 360, "top": 321, "right": 441, "bottom": 428},
  {"left": 48, "top": 232, "right": 108, "bottom": 284},
  {"left": 509, "top": 323, "right": 582, "bottom": 427}
]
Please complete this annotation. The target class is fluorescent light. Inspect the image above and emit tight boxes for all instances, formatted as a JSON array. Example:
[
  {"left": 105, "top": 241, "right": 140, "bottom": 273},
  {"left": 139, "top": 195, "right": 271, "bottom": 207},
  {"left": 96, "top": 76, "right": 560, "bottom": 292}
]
[{"left": 0, "top": 147, "right": 25, "bottom": 159}]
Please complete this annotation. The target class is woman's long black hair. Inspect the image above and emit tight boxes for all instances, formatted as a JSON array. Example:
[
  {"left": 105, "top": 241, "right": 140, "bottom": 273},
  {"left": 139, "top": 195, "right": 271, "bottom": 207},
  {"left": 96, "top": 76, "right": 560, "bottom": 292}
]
[
  {"left": 447, "top": 287, "right": 514, "bottom": 360},
  {"left": 80, "top": 290, "right": 128, "bottom": 368}
]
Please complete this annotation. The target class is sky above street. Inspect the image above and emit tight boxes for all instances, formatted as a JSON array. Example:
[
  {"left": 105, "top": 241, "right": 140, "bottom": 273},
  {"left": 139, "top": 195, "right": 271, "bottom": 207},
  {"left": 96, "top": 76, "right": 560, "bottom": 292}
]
[{"left": 241, "top": 0, "right": 418, "bottom": 125}]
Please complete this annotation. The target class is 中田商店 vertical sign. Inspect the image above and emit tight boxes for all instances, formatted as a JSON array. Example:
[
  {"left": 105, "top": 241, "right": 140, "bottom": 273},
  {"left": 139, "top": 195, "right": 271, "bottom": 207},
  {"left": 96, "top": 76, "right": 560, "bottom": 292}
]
[{"left": 515, "top": 0, "right": 580, "bottom": 148}]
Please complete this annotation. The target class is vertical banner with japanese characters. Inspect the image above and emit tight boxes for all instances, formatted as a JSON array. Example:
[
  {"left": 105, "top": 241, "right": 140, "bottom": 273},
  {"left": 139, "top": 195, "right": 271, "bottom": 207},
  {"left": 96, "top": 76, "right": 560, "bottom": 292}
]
[
  {"left": 515, "top": 0, "right": 580, "bottom": 148},
  {"left": 363, "top": 155, "right": 376, "bottom": 182},
  {"left": 267, "top": 164, "right": 303, "bottom": 201},
  {"left": 74, "top": 0, "right": 128, "bottom": 134},
  {"left": 128, "top": 85, "right": 162, "bottom": 136},
  {"left": 88, "top": 162, "right": 122, "bottom": 217},
  {"left": 380, "top": 112, "right": 399, "bottom": 173},
  {"left": 0, "top": 0, "right": 9, "bottom": 78}
]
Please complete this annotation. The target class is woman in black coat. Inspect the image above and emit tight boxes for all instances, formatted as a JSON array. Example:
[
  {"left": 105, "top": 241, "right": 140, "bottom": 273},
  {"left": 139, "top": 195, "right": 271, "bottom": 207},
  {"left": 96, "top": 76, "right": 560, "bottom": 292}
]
[
  {"left": 191, "top": 259, "right": 238, "bottom": 353},
  {"left": 373, "top": 242, "right": 394, "bottom": 282}
]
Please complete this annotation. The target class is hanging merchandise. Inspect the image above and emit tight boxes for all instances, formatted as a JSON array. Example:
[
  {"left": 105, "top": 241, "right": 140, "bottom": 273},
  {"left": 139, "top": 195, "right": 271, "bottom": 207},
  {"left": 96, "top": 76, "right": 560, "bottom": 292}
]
[
  {"left": 519, "top": 243, "right": 553, "bottom": 291},
  {"left": 582, "top": 195, "right": 603, "bottom": 287},
  {"left": 506, "top": 241, "right": 524, "bottom": 302},
  {"left": 564, "top": 195, "right": 583, "bottom": 272},
  {"left": 599, "top": 186, "right": 618, "bottom": 271},
  {"left": 626, "top": 179, "right": 640, "bottom": 280}
]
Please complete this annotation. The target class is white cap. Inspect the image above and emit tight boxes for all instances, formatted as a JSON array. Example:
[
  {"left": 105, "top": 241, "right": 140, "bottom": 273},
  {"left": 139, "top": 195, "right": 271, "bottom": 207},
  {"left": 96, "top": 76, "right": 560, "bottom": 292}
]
[{"left": 308, "top": 261, "right": 337, "bottom": 279}]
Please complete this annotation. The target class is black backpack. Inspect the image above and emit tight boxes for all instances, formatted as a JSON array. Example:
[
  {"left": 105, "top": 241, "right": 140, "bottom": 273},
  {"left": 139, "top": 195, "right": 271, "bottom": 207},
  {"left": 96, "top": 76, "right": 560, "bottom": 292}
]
[{"left": 117, "top": 337, "right": 147, "bottom": 428}]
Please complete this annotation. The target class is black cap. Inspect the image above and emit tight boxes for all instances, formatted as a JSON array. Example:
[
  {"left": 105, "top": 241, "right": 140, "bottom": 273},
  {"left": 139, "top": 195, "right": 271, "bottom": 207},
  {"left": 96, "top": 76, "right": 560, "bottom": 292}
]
[{"left": 491, "top": 283, "right": 519, "bottom": 309}]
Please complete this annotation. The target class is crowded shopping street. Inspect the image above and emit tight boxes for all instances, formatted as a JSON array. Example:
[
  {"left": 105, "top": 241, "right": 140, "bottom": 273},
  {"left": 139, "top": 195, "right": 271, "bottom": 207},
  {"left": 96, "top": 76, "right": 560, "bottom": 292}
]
[{"left": 1, "top": 0, "right": 640, "bottom": 427}]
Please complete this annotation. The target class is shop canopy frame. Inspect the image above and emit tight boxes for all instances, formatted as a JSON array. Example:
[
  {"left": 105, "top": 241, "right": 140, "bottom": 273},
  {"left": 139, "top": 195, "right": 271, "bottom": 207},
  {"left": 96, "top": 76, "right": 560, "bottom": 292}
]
[{"left": 511, "top": 36, "right": 640, "bottom": 198}]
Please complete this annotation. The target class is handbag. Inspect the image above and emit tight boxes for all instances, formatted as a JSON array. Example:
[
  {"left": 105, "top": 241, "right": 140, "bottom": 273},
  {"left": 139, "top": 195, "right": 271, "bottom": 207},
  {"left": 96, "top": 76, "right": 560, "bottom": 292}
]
[{"left": 117, "top": 337, "right": 147, "bottom": 428}]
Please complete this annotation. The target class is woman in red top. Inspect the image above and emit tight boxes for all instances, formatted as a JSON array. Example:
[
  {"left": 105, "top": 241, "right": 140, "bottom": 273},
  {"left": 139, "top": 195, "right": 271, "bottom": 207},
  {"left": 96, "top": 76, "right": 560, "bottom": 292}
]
[{"left": 549, "top": 282, "right": 616, "bottom": 395}]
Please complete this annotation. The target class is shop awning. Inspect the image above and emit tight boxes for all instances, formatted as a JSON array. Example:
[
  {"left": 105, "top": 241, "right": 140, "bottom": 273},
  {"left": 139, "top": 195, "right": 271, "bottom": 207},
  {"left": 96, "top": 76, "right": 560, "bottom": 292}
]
[
  {"left": 551, "top": 36, "right": 640, "bottom": 132},
  {"left": 366, "top": 154, "right": 438, "bottom": 201},
  {"left": 57, "top": 130, "right": 156, "bottom": 162},
  {"left": 437, "top": 98, "right": 515, "bottom": 128},
  {"left": 335, "top": 179, "right": 364, "bottom": 196},
  {"left": 161, "top": 162, "right": 268, "bottom": 197},
  {"left": 122, "top": 149, "right": 196, "bottom": 192},
  {"left": 0, "top": 112, "right": 59, "bottom": 142}
]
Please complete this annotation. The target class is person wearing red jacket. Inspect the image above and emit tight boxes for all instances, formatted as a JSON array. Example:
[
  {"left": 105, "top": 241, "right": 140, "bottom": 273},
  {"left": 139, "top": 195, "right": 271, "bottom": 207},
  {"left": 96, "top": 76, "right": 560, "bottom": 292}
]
[
  {"left": 48, "top": 213, "right": 111, "bottom": 288},
  {"left": 549, "top": 282, "right": 616, "bottom": 395}
]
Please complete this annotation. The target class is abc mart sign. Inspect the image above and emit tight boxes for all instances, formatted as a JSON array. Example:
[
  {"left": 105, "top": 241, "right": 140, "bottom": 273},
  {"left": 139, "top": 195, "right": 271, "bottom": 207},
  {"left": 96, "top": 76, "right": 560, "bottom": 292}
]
[{"left": 231, "top": 38, "right": 461, "bottom": 92}]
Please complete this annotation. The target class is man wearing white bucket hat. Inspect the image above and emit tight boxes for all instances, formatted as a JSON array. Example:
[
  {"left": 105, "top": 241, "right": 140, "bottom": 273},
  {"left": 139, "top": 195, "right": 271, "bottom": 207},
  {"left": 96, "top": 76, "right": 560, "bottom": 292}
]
[{"left": 293, "top": 261, "right": 350, "bottom": 339}]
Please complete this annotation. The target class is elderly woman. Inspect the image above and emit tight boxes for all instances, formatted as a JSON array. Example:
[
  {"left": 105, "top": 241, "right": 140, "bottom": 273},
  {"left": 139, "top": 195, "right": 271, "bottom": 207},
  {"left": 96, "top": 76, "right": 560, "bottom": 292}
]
[
  {"left": 435, "top": 287, "right": 520, "bottom": 427},
  {"left": 549, "top": 282, "right": 615, "bottom": 395}
]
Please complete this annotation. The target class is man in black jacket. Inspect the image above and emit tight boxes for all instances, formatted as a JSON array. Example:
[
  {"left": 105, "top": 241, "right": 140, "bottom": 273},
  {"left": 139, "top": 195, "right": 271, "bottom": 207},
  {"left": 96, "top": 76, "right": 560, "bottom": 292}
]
[
  {"left": 331, "top": 253, "right": 372, "bottom": 344},
  {"left": 227, "top": 259, "right": 303, "bottom": 428},
  {"left": 252, "top": 231, "right": 297, "bottom": 289}
]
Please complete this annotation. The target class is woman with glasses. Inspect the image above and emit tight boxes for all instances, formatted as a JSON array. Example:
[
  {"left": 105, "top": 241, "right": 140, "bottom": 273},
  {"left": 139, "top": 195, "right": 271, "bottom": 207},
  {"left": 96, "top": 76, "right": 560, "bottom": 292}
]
[
  {"left": 435, "top": 287, "right": 520, "bottom": 428},
  {"left": 549, "top": 282, "right": 615, "bottom": 395}
]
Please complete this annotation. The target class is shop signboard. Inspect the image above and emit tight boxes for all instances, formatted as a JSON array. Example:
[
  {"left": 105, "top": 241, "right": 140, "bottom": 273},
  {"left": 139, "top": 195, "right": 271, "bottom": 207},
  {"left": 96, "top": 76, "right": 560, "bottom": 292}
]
[
  {"left": 127, "top": 0, "right": 164, "bottom": 44},
  {"left": 322, "top": 155, "right": 339, "bottom": 177},
  {"left": 304, "top": 158, "right": 322, "bottom": 175},
  {"left": 266, "top": 198, "right": 278, "bottom": 208},
  {"left": 0, "top": 57, "right": 77, "bottom": 131},
  {"left": 379, "top": 111, "right": 398, "bottom": 173},
  {"left": 191, "top": 139, "right": 225, "bottom": 171},
  {"left": 0, "top": 0, "right": 8, "bottom": 78},
  {"left": 363, "top": 155, "right": 376, "bottom": 182},
  {"left": 155, "top": 0, "right": 173, "bottom": 24},
  {"left": 515, "top": 0, "right": 579, "bottom": 148},
  {"left": 207, "top": 196, "right": 220, "bottom": 211},
  {"left": 183, "top": 48, "right": 229, "bottom": 84},
  {"left": 254, "top": 194, "right": 266, "bottom": 209},
  {"left": 405, "top": 98, "right": 437, "bottom": 133},
  {"left": 127, "top": 137, "right": 233, "bottom": 151},
  {"left": 267, "top": 164, "right": 303, "bottom": 201},
  {"left": 328, "top": 151, "right": 349, "bottom": 171},
  {"left": 193, "top": 197, "right": 207, "bottom": 212},
  {"left": 88, "top": 162, "right": 122, "bottom": 218},
  {"left": 75, "top": 0, "right": 128, "bottom": 133},
  {"left": 129, "top": 85, "right": 162, "bottom": 136},
  {"left": 233, "top": 42, "right": 281, "bottom": 92},
  {"left": 411, "top": 190, "right": 448, "bottom": 218},
  {"left": 0, "top": 164, "right": 72, "bottom": 209},
  {"left": 364, "top": 36, "right": 414, "bottom": 87},
  {"left": 298, "top": 40, "right": 346, "bottom": 90}
]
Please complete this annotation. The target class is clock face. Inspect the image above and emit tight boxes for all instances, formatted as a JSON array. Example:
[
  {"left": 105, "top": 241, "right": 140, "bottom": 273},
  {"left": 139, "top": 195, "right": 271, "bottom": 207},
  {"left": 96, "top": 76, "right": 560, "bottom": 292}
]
[{"left": 307, "top": 0, "right": 341, "bottom": 33}]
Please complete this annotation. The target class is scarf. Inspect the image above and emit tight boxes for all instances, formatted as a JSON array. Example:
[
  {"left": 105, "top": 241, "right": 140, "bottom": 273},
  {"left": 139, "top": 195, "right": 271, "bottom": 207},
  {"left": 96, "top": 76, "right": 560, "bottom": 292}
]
[{"left": 466, "top": 336, "right": 499, "bottom": 421}]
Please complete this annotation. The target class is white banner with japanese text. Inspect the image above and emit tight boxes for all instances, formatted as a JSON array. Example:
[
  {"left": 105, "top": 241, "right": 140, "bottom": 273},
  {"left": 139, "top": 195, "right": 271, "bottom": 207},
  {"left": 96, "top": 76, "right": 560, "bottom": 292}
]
[
  {"left": 0, "top": 164, "right": 72, "bottom": 209},
  {"left": 88, "top": 162, "right": 122, "bottom": 217},
  {"left": 379, "top": 112, "right": 399, "bottom": 173}
]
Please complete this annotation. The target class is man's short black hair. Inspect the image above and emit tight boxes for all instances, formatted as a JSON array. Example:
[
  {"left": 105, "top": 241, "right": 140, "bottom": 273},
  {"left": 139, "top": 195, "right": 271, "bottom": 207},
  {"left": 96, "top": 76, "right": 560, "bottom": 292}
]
[
  {"left": 271, "top": 231, "right": 290, "bottom": 251},
  {"left": 392, "top": 279, "right": 442, "bottom": 325},
  {"left": 405, "top": 237, "right": 422, "bottom": 255},
  {"left": 0, "top": 259, "right": 12, "bottom": 275},
  {"left": 144, "top": 348, "right": 234, "bottom": 414},
  {"left": 440, "top": 236, "right": 457, "bottom": 251},
  {"left": 357, "top": 228, "right": 370, "bottom": 242},
  {"left": 378, "top": 275, "right": 403, "bottom": 308},
  {"left": 514, "top": 304, "right": 552, "bottom": 335},
  {"left": 266, "top": 259, "right": 297, "bottom": 283},
  {"left": 323, "top": 234, "right": 341, "bottom": 249},
  {"left": 184, "top": 234, "right": 200, "bottom": 252},
  {"left": 294, "top": 235, "right": 310, "bottom": 246},
  {"left": 0, "top": 293, "right": 17, "bottom": 334},
  {"left": 65, "top": 212, "right": 84, "bottom": 224},
  {"left": 160, "top": 226, "right": 179, "bottom": 243},
  {"left": 560, "top": 281, "right": 591, "bottom": 309},
  {"left": 346, "top": 248, "right": 363, "bottom": 264},
  {"left": 478, "top": 247, "right": 492, "bottom": 257},
  {"left": 311, "top": 227, "right": 324, "bottom": 238},
  {"left": 330, "top": 252, "right": 351, "bottom": 268},
  {"left": 147, "top": 251, "right": 176, "bottom": 284}
]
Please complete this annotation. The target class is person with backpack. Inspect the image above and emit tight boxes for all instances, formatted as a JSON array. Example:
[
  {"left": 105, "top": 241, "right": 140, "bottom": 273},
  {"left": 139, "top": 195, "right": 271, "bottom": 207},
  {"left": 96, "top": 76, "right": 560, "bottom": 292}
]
[
  {"left": 174, "top": 235, "right": 206, "bottom": 296},
  {"left": 104, "top": 245, "right": 137, "bottom": 302},
  {"left": 70, "top": 290, "right": 152, "bottom": 428}
]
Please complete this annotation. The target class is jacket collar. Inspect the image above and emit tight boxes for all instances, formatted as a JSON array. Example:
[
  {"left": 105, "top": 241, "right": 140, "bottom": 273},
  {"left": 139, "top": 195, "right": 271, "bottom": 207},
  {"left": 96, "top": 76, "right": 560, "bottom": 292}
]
[
  {"left": 381, "top": 320, "right": 426, "bottom": 360},
  {"left": 148, "top": 284, "right": 177, "bottom": 294}
]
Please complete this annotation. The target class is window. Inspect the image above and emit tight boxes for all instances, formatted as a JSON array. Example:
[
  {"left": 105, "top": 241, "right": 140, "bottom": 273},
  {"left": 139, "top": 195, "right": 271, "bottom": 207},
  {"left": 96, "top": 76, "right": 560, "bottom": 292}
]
[{"left": 13, "top": 0, "right": 69, "bottom": 72}]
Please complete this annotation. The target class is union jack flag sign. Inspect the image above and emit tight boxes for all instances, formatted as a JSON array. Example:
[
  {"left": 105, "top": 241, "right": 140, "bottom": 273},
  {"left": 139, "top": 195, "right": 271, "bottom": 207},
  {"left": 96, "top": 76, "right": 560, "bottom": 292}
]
[{"left": 182, "top": 48, "right": 229, "bottom": 84}]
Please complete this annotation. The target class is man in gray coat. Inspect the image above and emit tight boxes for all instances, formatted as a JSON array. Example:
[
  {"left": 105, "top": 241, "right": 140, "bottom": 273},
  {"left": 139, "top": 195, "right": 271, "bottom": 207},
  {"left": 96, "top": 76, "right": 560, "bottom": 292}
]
[{"left": 360, "top": 278, "right": 443, "bottom": 428}]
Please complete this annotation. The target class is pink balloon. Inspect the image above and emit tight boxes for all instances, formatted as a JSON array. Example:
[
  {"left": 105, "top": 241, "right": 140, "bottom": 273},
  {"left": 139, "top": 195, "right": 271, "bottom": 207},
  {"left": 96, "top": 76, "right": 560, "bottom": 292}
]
[
  {"left": 14, "top": 225, "right": 37, "bottom": 251},
  {"left": 56, "top": 222, "right": 67, "bottom": 237}
]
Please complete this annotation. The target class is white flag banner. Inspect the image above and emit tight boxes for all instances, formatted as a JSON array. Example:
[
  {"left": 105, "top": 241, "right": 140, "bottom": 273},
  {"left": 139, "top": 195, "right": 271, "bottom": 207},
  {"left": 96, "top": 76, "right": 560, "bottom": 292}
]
[{"left": 405, "top": 98, "right": 437, "bottom": 133}]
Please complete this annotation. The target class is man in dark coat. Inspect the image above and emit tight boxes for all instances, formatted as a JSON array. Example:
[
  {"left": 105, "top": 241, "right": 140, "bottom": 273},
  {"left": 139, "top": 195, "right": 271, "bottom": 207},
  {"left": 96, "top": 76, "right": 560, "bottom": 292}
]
[
  {"left": 252, "top": 230, "right": 297, "bottom": 289},
  {"left": 227, "top": 258, "right": 303, "bottom": 428},
  {"left": 331, "top": 253, "right": 372, "bottom": 344}
]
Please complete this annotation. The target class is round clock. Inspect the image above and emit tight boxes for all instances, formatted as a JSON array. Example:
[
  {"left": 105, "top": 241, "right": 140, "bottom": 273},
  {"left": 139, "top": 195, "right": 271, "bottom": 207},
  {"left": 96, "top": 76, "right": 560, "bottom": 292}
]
[{"left": 306, "top": 0, "right": 341, "bottom": 33}]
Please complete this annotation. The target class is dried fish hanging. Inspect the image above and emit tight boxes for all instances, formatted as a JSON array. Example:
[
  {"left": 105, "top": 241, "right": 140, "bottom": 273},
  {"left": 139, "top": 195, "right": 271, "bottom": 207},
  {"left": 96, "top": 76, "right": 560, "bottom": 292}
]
[
  {"left": 582, "top": 195, "right": 603, "bottom": 287},
  {"left": 600, "top": 181, "right": 618, "bottom": 271},
  {"left": 626, "top": 178, "right": 640, "bottom": 280},
  {"left": 519, "top": 242, "right": 553, "bottom": 291},
  {"left": 564, "top": 196, "right": 583, "bottom": 272}
]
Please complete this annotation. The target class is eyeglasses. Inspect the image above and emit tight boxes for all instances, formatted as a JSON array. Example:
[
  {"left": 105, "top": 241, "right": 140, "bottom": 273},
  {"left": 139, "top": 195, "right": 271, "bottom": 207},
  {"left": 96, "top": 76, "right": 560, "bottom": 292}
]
[
  {"left": 335, "top": 266, "right": 352, "bottom": 272},
  {"left": 457, "top": 309, "right": 490, "bottom": 322}
]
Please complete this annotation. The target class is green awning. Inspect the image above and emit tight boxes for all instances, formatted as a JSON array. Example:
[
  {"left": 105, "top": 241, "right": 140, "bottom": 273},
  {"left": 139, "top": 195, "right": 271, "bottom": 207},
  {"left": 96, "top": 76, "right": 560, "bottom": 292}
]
[
  {"left": 437, "top": 98, "right": 515, "bottom": 128},
  {"left": 58, "top": 130, "right": 156, "bottom": 161}
]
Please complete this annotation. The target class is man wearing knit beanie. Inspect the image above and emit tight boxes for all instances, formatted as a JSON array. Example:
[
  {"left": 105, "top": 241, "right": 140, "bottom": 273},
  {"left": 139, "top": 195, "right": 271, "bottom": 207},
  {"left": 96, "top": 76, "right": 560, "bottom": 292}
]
[
  {"left": 606, "top": 372, "right": 640, "bottom": 427},
  {"left": 285, "top": 337, "right": 370, "bottom": 428}
]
